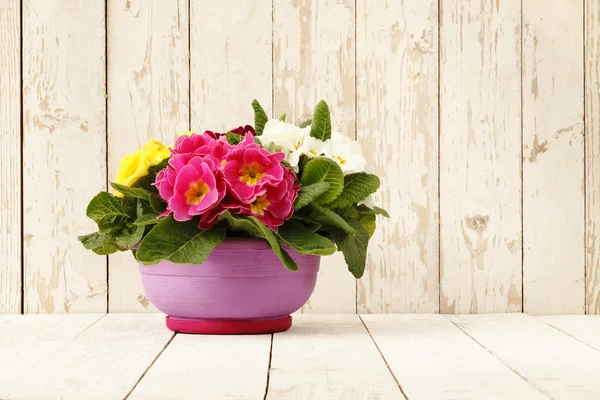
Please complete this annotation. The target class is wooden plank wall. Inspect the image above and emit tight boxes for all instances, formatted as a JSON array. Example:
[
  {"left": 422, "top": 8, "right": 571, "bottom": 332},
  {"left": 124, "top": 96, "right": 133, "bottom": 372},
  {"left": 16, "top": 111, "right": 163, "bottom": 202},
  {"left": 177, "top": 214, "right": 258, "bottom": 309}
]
[{"left": 0, "top": 0, "right": 598, "bottom": 314}]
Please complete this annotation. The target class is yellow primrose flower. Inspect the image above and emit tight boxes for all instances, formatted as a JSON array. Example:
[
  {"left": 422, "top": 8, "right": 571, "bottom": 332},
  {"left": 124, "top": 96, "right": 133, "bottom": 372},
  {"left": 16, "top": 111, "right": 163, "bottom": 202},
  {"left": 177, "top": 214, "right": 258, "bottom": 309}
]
[{"left": 114, "top": 139, "right": 170, "bottom": 197}]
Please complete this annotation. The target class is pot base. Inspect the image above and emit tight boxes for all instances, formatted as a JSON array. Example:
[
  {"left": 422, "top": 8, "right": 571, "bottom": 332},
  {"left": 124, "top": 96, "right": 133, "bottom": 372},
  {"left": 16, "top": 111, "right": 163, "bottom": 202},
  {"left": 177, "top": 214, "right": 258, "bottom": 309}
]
[{"left": 165, "top": 315, "right": 292, "bottom": 335}]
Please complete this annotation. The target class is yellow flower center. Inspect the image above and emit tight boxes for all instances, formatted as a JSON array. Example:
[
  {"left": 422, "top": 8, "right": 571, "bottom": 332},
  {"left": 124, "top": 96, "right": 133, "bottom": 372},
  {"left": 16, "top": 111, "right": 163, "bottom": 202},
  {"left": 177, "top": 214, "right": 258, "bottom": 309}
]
[
  {"left": 239, "top": 162, "right": 265, "bottom": 186},
  {"left": 336, "top": 156, "right": 346, "bottom": 165},
  {"left": 185, "top": 179, "right": 210, "bottom": 205},
  {"left": 250, "top": 195, "right": 270, "bottom": 216}
]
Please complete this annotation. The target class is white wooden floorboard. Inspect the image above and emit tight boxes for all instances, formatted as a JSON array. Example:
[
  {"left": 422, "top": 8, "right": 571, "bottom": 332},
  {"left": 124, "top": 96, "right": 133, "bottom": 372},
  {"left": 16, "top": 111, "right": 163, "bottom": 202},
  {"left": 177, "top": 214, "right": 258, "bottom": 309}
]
[
  {"left": 537, "top": 315, "right": 600, "bottom": 351},
  {"left": 449, "top": 314, "right": 600, "bottom": 400},
  {"left": 3, "top": 314, "right": 172, "bottom": 400},
  {"left": 0, "top": 314, "right": 102, "bottom": 387},
  {"left": 362, "top": 314, "right": 546, "bottom": 400},
  {"left": 266, "top": 314, "right": 404, "bottom": 400},
  {"left": 128, "top": 333, "right": 271, "bottom": 400}
]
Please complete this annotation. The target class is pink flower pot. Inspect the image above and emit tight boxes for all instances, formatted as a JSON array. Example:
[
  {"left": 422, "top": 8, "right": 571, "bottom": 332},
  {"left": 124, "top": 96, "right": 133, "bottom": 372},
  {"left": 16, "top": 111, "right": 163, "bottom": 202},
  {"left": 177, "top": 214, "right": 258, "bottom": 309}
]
[{"left": 138, "top": 237, "right": 320, "bottom": 334}]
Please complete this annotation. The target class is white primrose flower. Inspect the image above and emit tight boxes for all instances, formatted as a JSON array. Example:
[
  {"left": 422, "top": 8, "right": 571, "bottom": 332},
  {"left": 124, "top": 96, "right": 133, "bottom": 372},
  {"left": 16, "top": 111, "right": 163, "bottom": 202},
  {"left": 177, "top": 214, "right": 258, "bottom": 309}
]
[
  {"left": 324, "top": 131, "right": 367, "bottom": 174},
  {"left": 298, "top": 132, "right": 328, "bottom": 159},
  {"left": 260, "top": 119, "right": 307, "bottom": 167},
  {"left": 358, "top": 194, "right": 376, "bottom": 209}
]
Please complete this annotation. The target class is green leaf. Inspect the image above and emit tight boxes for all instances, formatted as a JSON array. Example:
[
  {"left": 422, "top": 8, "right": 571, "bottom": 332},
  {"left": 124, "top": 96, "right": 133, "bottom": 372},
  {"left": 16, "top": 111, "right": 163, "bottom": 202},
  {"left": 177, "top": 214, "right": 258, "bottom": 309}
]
[
  {"left": 309, "top": 100, "right": 331, "bottom": 141},
  {"left": 91, "top": 239, "right": 123, "bottom": 256},
  {"left": 331, "top": 220, "right": 370, "bottom": 278},
  {"left": 86, "top": 192, "right": 129, "bottom": 223},
  {"left": 226, "top": 131, "right": 244, "bottom": 145},
  {"left": 218, "top": 212, "right": 264, "bottom": 237},
  {"left": 278, "top": 220, "right": 336, "bottom": 256},
  {"left": 246, "top": 217, "right": 299, "bottom": 271},
  {"left": 327, "top": 173, "right": 380, "bottom": 208},
  {"left": 301, "top": 157, "right": 344, "bottom": 204},
  {"left": 358, "top": 213, "right": 376, "bottom": 238},
  {"left": 252, "top": 99, "right": 269, "bottom": 136},
  {"left": 278, "top": 112, "right": 286, "bottom": 121},
  {"left": 130, "top": 174, "right": 160, "bottom": 193},
  {"left": 115, "top": 224, "right": 145, "bottom": 248},
  {"left": 148, "top": 158, "right": 169, "bottom": 174},
  {"left": 134, "top": 214, "right": 161, "bottom": 226},
  {"left": 299, "top": 119, "right": 312, "bottom": 128},
  {"left": 299, "top": 220, "right": 321, "bottom": 232},
  {"left": 136, "top": 216, "right": 227, "bottom": 265},
  {"left": 78, "top": 232, "right": 106, "bottom": 250},
  {"left": 307, "top": 203, "right": 355, "bottom": 235},
  {"left": 356, "top": 205, "right": 390, "bottom": 218},
  {"left": 294, "top": 182, "right": 330, "bottom": 211},
  {"left": 111, "top": 182, "right": 153, "bottom": 203}
]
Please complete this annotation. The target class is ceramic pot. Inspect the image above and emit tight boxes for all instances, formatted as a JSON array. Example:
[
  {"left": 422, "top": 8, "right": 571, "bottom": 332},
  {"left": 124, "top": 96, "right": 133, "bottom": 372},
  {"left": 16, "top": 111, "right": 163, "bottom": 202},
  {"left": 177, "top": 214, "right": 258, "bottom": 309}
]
[{"left": 139, "top": 238, "right": 320, "bottom": 334}]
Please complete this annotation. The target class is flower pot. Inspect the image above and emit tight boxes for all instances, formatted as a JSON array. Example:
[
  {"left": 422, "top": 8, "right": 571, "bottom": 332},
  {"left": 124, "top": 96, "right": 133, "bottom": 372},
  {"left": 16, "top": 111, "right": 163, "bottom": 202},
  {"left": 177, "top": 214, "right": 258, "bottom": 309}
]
[{"left": 139, "top": 238, "right": 320, "bottom": 334}]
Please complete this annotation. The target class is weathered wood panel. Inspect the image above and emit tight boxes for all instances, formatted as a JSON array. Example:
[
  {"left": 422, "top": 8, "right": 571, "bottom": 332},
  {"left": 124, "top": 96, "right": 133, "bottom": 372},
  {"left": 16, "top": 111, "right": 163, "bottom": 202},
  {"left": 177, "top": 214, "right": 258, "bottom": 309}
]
[
  {"left": 440, "top": 0, "right": 522, "bottom": 313},
  {"left": 190, "top": 0, "right": 272, "bottom": 131},
  {"left": 22, "top": 0, "right": 107, "bottom": 313},
  {"left": 586, "top": 0, "right": 600, "bottom": 314},
  {"left": 356, "top": 0, "right": 439, "bottom": 313},
  {"left": 522, "top": 0, "right": 585, "bottom": 314},
  {"left": 273, "top": 0, "right": 356, "bottom": 313},
  {"left": 107, "top": 0, "right": 189, "bottom": 313},
  {"left": 0, "top": 0, "right": 21, "bottom": 313}
]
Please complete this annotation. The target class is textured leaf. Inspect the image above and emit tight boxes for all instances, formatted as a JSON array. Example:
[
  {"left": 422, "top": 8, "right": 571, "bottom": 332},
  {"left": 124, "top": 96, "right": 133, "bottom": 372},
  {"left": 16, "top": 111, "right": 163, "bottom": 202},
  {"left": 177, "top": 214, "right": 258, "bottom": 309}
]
[
  {"left": 136, "top": 216, "right": 226, "bottom": 265},
  {"left": 115, "top": 224, "right": 145, "bottom": 248},
  {"left": 309, "top": 100, "right": 331, "bottom": 141},
  {"left": 328, "top": 173, "right": 380, "bottom": 208},
  {"left": 299, "top": 119, "right": 312, "bottom": 128},
  {"left": 331, "top": 220, "right": 369, "bottom": 278},
  {"left": 356, "top": 205, "right": 390, "bottom": 218},
  {"left": 110, "top": 182, "right": 165, "bottom": 214},
  {"left": 301, "top": 157, "right": 344, "bottom": 204},
  {"left": 252, "top": 99, "right": 269, "bottom": 136},
  {"left": 247, "top": 217, "right": 299, "bottom": 271},
  {"left": 134, "top": 214, "right": 161, "bottom": 226},
  {"left": 78, "top": 232, "right": 106, "bottom": 250},
  {"left": 294, "top": 182, "right": 330, "bottom": 211},
  {"left": 91, "top": 239, "right": 122, "bottom": 256},
  {"left": 218, "top": 212, "right": 264, "bottom": 236},
  {"left": 358, "top": 213, "right": 376, "bottom": 238},
  {"left": 279, "top": 112, "right": 286, "bottom": 121},
  {"left": 307, "top": 203, "right": 355, "bottom": 235},
  {"left": 278, "top": 220, "right": 336, "bottom": 256},
  {"left": 226, "top": 131, "right": 244, "bottom": 145},
  {"left": 86, "top": 192, "right": 129, "bottom": 223}
]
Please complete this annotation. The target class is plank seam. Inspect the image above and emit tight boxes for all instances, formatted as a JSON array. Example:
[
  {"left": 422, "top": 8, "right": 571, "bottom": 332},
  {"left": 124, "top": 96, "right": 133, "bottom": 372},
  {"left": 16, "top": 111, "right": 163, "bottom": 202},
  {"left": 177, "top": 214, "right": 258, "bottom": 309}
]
[
  {"left": 583, "top": 0, "right": 588, "bottom": 315},
  {"left": 104, "top": 0, "right": 109, "bottom": 314},
  {"left": 444, "top": 315, "right": 554, "bottom": 400},
  {"left": 19, "top": 0, "right": 25, "bottom": 314},
  {"left": 358, "top": 315, "right": 409, "bottom": 399},
  {"left": 537, "top": 318, "right": 600, "bottom": 353},
  {"left": 123, "top": 331, "right": 176, "bottom": 400},
  {"left": 354, "top": 0, "right": 358, "bottom": 315},
  {"left": 520, "top": 0, "right": 525, "bottom": 313},
  {"left": 262, "top": 333, "right": 274, "bottom": 400},
  {"left": 437, "top": 0, "right": 442, "bottom": 314}
]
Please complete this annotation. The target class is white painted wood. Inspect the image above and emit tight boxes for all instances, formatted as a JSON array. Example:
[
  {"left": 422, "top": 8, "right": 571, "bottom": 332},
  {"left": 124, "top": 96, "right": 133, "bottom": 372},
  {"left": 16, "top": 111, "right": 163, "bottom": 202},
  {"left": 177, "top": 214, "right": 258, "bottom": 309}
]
[
  {"left": 130, "top": 333, "right": 271, "bottom": 400},
  {"left": 190, "top": 0, "right": 272, "bottom": 131},
  {"left": 450, "top": 314, "right": 600, "bottom": 399},
  {"left": 362, "top": 314, "right": 546, "bottom": 400},
  {"left": 538, "top": 315, "right": 600, "bottom": 351},
  {"left": 107, "top": 0, "right": 189, "bottom": 313},
  {"left": 586, "top": 0, "right": 600, "bottom": 314},
  {"left": 0, "top": 314, "right": 101, "bottom": 387},
  {"left": 4, "top": 314, "right": 172, "bottom": 400},
  {"left": 356, "top": 0, "right": 439, "bottom": 314},
  {"left": 0, "top": 0, "right": 21, "bottom": 313},
  {"left": 522, "top": 0, "right": 585, "bottom": 314},
  {"left": 267, "top": 315, "right": 404, "bottom": 399},
  {"left": 22, "top": 0, "right": 107, "bottom": 313},
  {"left": 440, "top": 0, "right": 522, "bottom": 313},
  {"left": 273, "top": 0, "right": 356, "bottom": 313}
]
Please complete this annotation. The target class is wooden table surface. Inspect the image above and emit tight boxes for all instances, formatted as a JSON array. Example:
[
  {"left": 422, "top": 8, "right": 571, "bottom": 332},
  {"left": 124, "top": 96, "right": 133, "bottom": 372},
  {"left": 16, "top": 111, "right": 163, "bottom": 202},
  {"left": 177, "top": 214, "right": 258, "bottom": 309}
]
[{"left": 1, "top": 313, "right": 599, "bottom": 399}]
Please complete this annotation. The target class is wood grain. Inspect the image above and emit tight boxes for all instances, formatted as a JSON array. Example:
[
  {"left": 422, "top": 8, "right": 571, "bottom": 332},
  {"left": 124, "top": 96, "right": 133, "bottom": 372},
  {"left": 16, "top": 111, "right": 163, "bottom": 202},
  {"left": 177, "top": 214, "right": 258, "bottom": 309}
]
[
  {"left": 449, "top": 314, "right": 600, "bottom": 399},
  {"left": 273, "top": 0, "right": 356, "bottom": 313},
  {"left": 356, "top": 0, "right": 439, "bottom": 313},
  {"left": 522, "top": 0, "right": 585, "bottom": 314},
  {"left": 440, "top": 0, "right": 522, "bottom": 313},
  {"left": 538, "top": 315, "right": 600, "bottom": 351},
  {"left": 267, "top": 315, "right": 404, "bottom": 399},
  {"left": 107, "top": 0, "right": 189, "bottom": 313},
  {"left": 363, "top": 314, "right": 546, "bottom": 399},
  {"left": 0, "top": 0, "right": 21, "bottom": 313},
  {"left": 22, "top": 0, "right": 107, "bottom": 313},
  {"left": 129, "top": 334, "right": 271, "bottom": 399},
  {"left": 190, "top": 0, "right": 272, "bottom": 131},
  {"left": 4, "top": 315, "right": 172, "bottom": 400},
  {"left": 586, "top": 0, "right": 600, "bottom": 314}
]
